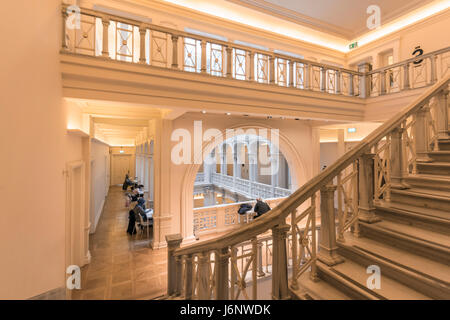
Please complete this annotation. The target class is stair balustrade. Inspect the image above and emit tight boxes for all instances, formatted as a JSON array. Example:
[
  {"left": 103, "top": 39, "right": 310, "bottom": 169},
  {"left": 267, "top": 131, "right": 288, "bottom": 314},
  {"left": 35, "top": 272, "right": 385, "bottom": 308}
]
[{"left": 166, "top": 75, "right": 450, "bottom": 300}]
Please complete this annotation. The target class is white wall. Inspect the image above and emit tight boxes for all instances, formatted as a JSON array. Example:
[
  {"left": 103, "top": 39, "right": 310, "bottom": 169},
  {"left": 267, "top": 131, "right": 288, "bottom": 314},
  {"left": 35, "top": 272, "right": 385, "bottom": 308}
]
[
  {"left": 89, "top": 140, "right": 110, "bottom": 233},
  {"left": 0, "top": 0, "right": 66, "bottom": 299}
]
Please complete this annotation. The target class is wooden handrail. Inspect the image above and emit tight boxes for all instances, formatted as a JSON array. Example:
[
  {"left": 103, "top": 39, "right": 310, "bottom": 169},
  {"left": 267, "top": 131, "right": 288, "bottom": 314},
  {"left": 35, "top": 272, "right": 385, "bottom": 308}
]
[{"left": 174, "top": 74, "right": 450, "bottom": 256}]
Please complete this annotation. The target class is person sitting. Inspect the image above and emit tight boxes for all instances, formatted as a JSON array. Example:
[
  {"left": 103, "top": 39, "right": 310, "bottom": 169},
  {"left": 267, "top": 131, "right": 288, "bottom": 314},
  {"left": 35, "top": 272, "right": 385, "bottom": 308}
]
[
  {"left": 122, "top": 173, "right": 133, "bottom": 190},
  {"left": 237, "top": 202, "right": 253, "bottom": 224},
  {"left": 253, "top": 198, "right": 271, "bottom": 219},
  {"left": 134, "top": 198, "right": 152, "bottom": 223}
]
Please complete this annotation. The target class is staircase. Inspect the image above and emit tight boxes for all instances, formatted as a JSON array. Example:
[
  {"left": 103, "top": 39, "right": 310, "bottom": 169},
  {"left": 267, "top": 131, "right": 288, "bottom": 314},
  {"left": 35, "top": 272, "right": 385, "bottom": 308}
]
[{"left": 163, "top": 75, "right": 450, "bottom": 301}]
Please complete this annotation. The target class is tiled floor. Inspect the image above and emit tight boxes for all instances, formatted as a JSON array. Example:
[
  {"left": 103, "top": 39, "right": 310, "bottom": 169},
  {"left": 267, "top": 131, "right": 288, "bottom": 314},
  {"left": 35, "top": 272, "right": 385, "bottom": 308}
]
[{"left": 72, "top": 186, "right": 167, "bottom": 300}]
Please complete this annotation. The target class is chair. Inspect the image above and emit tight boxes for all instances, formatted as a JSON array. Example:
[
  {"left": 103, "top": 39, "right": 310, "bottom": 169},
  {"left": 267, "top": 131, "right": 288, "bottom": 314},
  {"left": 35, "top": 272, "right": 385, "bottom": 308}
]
[{"left": 137, "top": 213, "right": 152, "bottom": 239}]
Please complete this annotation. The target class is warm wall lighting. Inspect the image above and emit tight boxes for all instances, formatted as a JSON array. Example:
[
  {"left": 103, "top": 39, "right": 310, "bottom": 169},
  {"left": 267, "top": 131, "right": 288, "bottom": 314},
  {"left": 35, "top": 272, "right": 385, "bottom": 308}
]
[{"left": 348, "top": 128, "right": 357, "bottom": 133}]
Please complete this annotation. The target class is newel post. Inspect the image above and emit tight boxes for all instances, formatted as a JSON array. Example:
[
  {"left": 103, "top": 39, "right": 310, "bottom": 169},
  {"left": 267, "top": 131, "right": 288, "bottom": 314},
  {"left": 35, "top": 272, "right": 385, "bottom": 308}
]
[
  {"left": 390, "top": 127, "right": 410, "bottom": 190},
  {"left": 415, "top": 104, "right": 433, "bottom": 163},
  {"left": 139, "top": 25, "right": 147, "bottom": 64},
  {"left": 318, "top": 185, "right": 344, "bottom": 266},
  {"left": 271, "top": 223, "right": 290, "bottom": 300},
  {"left": 358, "top": 62, "right": 371, "bottom": 98},
  {"left": 358, "top": 153, "right": 381, "bottom": 224},
  {"left": 435, "top": 89, "right": 450, "bottom": 139},
  {"left": 166, "top": 234, "right": 183, "bottom": 296},
  {"left": 226, "top": 46, "right": 233, "bottom": 78},
  {"left": 215, "top": 247, "right": 229, "bottom": 300}
]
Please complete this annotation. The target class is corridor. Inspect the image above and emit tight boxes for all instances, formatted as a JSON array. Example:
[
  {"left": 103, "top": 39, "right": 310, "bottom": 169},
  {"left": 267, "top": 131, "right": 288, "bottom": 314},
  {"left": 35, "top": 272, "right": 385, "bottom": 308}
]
[{"left": 72, "top": 186, "right": 167, "bottom": 300}]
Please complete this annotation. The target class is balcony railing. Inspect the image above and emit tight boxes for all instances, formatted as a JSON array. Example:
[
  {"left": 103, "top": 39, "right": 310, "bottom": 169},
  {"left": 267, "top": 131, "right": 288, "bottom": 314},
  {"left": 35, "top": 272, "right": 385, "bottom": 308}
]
[{"left": 196, "top": 172, "right": 291, "bottom": 199}]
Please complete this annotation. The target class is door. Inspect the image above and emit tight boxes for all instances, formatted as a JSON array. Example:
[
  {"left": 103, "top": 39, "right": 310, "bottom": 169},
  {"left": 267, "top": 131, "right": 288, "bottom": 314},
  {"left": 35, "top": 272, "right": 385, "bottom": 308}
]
[{"left": 111, "top": 154, "right": 132, "bottom": 185}]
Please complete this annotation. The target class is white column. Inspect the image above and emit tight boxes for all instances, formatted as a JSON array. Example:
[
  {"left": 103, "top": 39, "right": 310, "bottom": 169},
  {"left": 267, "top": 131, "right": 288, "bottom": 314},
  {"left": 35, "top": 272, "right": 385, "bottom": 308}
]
[{"left": 220, "top": 144, "right": 227, "bottom": 175}]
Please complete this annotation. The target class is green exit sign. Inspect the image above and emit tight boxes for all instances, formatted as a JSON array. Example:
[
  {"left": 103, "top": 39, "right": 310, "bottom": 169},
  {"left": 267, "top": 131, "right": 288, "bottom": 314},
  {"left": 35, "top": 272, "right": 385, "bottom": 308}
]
[{"left": 349, "top": 42, "right": 358, "bottom": 50}]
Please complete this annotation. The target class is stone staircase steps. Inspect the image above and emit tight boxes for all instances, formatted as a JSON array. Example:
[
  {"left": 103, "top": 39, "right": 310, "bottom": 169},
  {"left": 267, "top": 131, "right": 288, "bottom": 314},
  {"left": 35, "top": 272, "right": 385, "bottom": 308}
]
[
  {"left": 359, "top": 220, "right": 450, "bottom": 264},
  {"left": 390, "top": 187, "right": 450, "bottom": 212},
  {"left": 431, "top": 138, "right": 450, "bottom": 151},
  {"left": 317, "top": 260, "right": 431, "bottom": 300},
  {"left": 428, "top": 150, "right": 450, "bottom": 162},
  {"left": 416, "top": 161, "right": 450, "bottom": 175},
  {"left": 337, "top": 233, "right": 450, "bottom": 299},
  {"left": 290, "top": 270, "right": 352, "bottom": 300},
  {"left": 374, "top": 200, "right": 450, "bottom": 234},
  {"left": 404, "top": 174, "right": 450, "bottom": 192}
]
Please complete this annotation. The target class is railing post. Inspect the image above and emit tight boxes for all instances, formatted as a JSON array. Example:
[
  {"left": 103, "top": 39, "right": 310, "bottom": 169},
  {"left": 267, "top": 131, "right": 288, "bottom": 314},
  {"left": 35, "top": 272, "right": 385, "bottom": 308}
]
[
  {"left": 380, "top": 70, "right": 387, "bottom": 95},
  {"left": 197, "top": 251, "right": 211, "bottom": 299},
  {"left": 61, "top": 9, "right": 69, "bottom": 51},
  {"left": 101, "top": 17, "right": 110, "bottom": 58},
  {"left": 289, "top": 61, "right": 295, "bottom": 87},
  {"left": 171, "top": 34, "right": 179, "bottom": 69},
  {"left": 248, "top": 51, "right": 255, "bottom": 81},
  {"left": 435, "top": 89, "right": 450, "bottom": 139},
  {"left": 215, "top": 247, "right": 229, "bottom": 300},
  {"left": 349, "top": 73, "right": 354, "bottom": 96},
  {"left": 390, "top": 127, "right": 410, "bottom": 190},
  {"left": 403, "top": 62, "right": 410, "bottom": 90},
  {"left": 336, "top": 70, "right": 341, "bottom": 94},
  {"left": 290, "top": 210, "right": 298, "bottom": 290},
  {"left": 269, "top": 56, "right": 276, "bottom": 84},
  {"left": 201, "top": 40, "right": 207, "bottom": 74},
  {"left": 358, "top": 62, "right": 371, "bottom": 98},
  {"left": 430, "top": 54, "right": 437, "bottom": 84},
  {"left": 415, "top": 104, "right": 433, "bottom": 163},
  {"left": 271, "top": 223, "right": 290, "bottom": 300},
  {"left": 257, "top": 241, "right": 265, "bottom": 277},
  {"left": 318, "top": 185, "right": 344, "bottom": 266},
  {"left": 184, "top": 254, "right": 193, "bottom": 299},
  {"left": 230, "top": 247, "right": 238, "bottom": 299},
  {"left": 139, "top": 25, "right": 147, "bottom": 64},
  {"left": 358, "top": 153, "right": 381, "bottom": 225},
  {"left": 304, "top": 63, "right": 310, "bottom": 89},
  {"left": 166, "top": 234, "right": 183, "bottom": 296},
  {"left": 320, "top": 67, "right": 326, "bottom": 92},
  {"left": 226, "top": 46, "right": 233, "bottom": 78}
]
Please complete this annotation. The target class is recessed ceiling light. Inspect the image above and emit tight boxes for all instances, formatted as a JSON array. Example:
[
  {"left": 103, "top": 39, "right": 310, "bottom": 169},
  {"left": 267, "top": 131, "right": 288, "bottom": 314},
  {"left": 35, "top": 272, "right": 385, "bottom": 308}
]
[
  {"left": 226, "top": 112, "right": 231, "bottom": 116},
  {"left": 201, "top": 110, "right": 206, "bottom": 114}
]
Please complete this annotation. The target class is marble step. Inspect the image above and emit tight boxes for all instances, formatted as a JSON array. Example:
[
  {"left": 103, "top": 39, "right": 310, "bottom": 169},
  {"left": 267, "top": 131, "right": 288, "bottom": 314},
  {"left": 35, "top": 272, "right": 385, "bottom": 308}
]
[
  {"left": 417, "top": 161, "right": 450, "bottom": 176},
  {"left": 431, "top": 138, "right": 450, "bottom": 151},
  {"left": 338, "top": 233, "right": 450, "bottom": 299},
  {"left": 317, "top": 260, "right": 430, "bottom": 300},
  {"left": 404, "top": 174, "right": 450, "bottom": 192},
  {"left": 359, "top": 220, "right": 450, "bottom": 264},
  {"left": 428, "top": 150, "right": 450, "bottom": 162},
  {"left": 390, "top": 187, "right": 450, "bottom": 212},
  {"left": 290, "top": 270, "right": 352, "bottom": 300},
  {"left": 374, "top": 200, "right": 450, "bottom": 234}
]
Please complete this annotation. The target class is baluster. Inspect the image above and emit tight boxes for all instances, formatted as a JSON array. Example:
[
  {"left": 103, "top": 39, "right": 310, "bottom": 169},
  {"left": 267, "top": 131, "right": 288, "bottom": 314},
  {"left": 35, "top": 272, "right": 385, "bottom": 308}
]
[
  {"left": 201, "top": 40, "right": 207, "bottom": 74},
  {"left": 349, "top": 73, "right": 354, "bottom": 96},
  {"left": 430, "top": 54, "right": 437, "bottom": 84},
  {"left": 139, "top": 25, "right": 147, "bottom": 64},
  {"left": 269, "top": 56, "right": 276, "bottom": 84},
  {"left": 318, "top": 185, "right": 344, "bottom": 266},
  {"left": 290, "top": 210, "right": 298, "bottom": 290},
  {"left": 165, "top": 234, "right": 183, "bottom": 296},
  {"left": 215, "top": 247, "right": 229, "bottom": 299},
  {"left": 61, "top": 9, "right": 69, "bottom": 51},
  {"left": 337, "top": 172, "right": 344, "bottom": 242},
  {"left": 251, "top": 237, "right": 258, "bottom": 300},
  {"left": 358, "top": 62, "right": 371, "bottom": 98},
  {"left": 230, "top": 247, "right": 237, "bottom": 299},
  {"left": 304, "top": 63, "right": 310, "bottom": 90},
  {"left": 184, "top": 254, "right": 194, "bottom": 299},
  {"left": 415, "top": 104, "right": 433, "bottom": 162},
  {"left": 436, "top": 89, "right": 450, "bottom": 140},
  {"left": 248, "top": 51, "right": 255, "bottom": 81},
  {"left": 197, "top": 251, "right": 210, "bottom": 299},
  {"left": 271, "top": 223, "right": 290, "bottom": 300},
  {"left": 257, "top": 241, "right": 265, "bottom": 277},
  {"left": 385, "top": 135, "right": 392, "bottom": 202},
  {"left": 403, "top": 62, "right": 410, "bottom": 90},
  {"left": 380, "top": 70, "right": 387, "bottom": 95},
  {"left": 289, "top": 61, "right": 295, "bottom": 87},
  {"left": 175, "top": 256, "right": 183, "bottom": 296},
  {"left": 226, "top": 46, "right": 233, "bottom": 78},
  {"left": 320, "top": 67, "right": 326, "bottom": 92},
  {"left": 101, "top": 16, "right": 110, "bottom": 58},
  {"left": 335, "top": 70, "right": 341, "bottom": 94},
  {"left": 310, "top": 194, "right": 318, "bottom": 280},
  {"left": 171, "top": 34, "right": 179, "bottom": 68}
]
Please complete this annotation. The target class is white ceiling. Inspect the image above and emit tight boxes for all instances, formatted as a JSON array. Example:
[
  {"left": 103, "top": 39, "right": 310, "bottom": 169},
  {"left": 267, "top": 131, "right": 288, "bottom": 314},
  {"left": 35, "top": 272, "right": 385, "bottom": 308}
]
[{"left": 227, "top": 0, "right": 436, "bottom": 39}]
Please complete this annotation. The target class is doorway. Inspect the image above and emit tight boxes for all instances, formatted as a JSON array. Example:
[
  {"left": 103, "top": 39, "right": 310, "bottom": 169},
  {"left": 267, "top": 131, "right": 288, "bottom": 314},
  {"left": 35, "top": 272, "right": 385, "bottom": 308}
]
[{"left": 111, "top": 154, "right": 132, "bottom": 185}]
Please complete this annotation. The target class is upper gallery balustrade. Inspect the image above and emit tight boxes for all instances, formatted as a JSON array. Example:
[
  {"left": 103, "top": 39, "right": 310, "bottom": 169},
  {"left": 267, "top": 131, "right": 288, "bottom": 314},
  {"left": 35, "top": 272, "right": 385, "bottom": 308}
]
[{"left": 61, "top": 5, "right": 448, "bottom": 100}]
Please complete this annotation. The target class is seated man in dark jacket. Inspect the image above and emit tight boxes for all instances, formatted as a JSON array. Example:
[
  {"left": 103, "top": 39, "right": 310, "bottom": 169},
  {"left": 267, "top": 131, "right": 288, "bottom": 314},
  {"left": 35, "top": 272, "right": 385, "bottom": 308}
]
[{"left": 253, "top": 198, "right": 271, "bottom": 219}]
